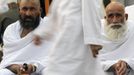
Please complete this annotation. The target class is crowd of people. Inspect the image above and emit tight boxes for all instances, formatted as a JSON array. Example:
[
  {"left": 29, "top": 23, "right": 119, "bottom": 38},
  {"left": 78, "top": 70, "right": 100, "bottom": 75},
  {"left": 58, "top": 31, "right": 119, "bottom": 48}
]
[{"left": 0, "top": 0, "right": 134, "bottom": 75}]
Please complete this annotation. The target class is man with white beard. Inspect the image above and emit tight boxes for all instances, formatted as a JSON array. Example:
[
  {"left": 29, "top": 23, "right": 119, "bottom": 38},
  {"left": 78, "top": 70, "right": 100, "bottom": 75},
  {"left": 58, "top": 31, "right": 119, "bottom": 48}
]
[
  {"left": 103, "top": 16, "right": 127, "bottom": 42},
  {"left": 98, "top": 2, "right": 134, "bottom": 75}
]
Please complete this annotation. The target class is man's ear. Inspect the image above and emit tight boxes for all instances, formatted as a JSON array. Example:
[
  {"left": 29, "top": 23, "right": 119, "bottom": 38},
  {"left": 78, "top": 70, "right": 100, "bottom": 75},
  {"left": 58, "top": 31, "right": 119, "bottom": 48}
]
[{"left": 125, "top": 13, "right": 128, "bottom": 20}]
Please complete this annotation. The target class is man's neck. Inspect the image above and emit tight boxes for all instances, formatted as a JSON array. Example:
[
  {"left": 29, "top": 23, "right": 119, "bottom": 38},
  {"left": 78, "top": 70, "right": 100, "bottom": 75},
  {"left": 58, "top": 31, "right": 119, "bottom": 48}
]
[{"left": 21, "top": 28, "right": 33, "bottom": 38}]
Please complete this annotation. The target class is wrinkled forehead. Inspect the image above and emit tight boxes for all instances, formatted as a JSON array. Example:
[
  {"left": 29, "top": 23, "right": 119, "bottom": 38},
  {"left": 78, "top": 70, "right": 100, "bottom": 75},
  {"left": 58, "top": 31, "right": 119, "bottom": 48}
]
[{"left": 106, "top": 7, "right": 124, "bottom": 15}]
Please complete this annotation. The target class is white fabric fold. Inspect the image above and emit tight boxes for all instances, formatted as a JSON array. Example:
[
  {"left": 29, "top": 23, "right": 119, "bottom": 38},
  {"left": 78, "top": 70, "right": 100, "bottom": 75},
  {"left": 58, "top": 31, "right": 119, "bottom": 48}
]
[
  {"left": 42, "top": 0, "right": 105, "bottom": 75},
  {"left": 82, "top": 0, "right": 102, "bottom": 45},
  {"left": 33, "top": 17, "right": 50, "bottom": 39},
  {"left": 125, "top": 4, "right": 134, "bottom": 21},
  {"left": 0, "top": 19, "right": 52, "bottom": 73},
  {"left": 98, "top": 20, "right": 134, "bottom": 74}
]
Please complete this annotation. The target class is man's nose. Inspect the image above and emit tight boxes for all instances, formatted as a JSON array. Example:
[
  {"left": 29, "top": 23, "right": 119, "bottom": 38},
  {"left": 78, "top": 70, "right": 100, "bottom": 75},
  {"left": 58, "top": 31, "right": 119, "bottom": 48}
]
[
  {"left": 112, "top": 16, "right": 119, "bottom": 23},
  {"left": 25, "top": 10, "right": 32, "bottom": 16}
]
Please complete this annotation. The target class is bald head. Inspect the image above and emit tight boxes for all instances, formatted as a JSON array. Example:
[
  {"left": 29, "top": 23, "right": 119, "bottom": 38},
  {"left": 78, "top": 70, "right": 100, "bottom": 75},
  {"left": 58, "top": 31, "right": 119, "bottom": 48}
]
[
  {"left": 105, "top": 2, "right": 128, "bottom": 25},
  {"left": 106, "top": 2, "right": 125, "bottom": 14},
  {"left": 18, "top": 0, "right": 40, "bottom": 7}
]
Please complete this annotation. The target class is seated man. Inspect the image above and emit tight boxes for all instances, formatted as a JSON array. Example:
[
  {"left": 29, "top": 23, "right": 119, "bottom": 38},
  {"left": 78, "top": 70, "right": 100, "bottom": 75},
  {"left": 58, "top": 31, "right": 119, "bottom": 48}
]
[
  {"left": 0, "top": 0, "right": 52, "bottom": 75},
  {"left": 98, "top": 2, "right": 134, "bottom": 75}
]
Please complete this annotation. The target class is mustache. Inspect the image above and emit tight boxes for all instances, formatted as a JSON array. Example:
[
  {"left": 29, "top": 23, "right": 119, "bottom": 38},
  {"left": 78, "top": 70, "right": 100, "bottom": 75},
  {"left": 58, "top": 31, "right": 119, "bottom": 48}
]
[
  {"left": 23, "top": 16, "right": 35, "bottom": 21},
  {"left": 109, "top": 23, "right": 124, "bottom": 26},
  {"left": 109, "top": 23, "right": 124, "bottom": 29},
  {"left": 19, "top": 15, "right": 40, "bottom": 30}
]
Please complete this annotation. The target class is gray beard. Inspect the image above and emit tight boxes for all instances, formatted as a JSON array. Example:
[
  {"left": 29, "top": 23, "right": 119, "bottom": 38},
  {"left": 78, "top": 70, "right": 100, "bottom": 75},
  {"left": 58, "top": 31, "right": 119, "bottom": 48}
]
[{"left": 104, "top": 22, "right": 127, "bottom": 41}]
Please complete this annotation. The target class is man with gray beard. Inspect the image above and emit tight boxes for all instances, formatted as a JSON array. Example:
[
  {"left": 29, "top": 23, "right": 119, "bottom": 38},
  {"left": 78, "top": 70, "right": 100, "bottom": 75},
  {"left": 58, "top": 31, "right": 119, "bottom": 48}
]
[
  {"left": 103, "top": 16, "right": 127, "bottom": 42},
  {"left": 97, "top": 1, "right": 134, "bottom": 75}
]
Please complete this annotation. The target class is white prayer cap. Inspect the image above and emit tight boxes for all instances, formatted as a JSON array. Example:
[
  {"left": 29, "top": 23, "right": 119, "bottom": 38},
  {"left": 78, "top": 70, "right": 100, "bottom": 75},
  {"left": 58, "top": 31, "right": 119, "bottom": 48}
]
[{"left": 7, "top": 0, "right": 17, "bottom": 3}]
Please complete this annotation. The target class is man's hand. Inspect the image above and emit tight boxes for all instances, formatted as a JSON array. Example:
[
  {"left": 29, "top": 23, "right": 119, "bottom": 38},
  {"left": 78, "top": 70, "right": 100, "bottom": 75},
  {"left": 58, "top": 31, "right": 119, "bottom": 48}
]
[
  {"left": 33, "top": 35, "right": 42, "bottom": 45},
  {"left": 6, "top": 64, "right": 36, "bottom": 75},
  {"left": 112, "top": 60, "right": 128, "bottom": 75},
  {"left": 20, "top": 64, "right": 35, "bottom": 75},
  {"left": 90, "top": 44, "right": 102, "bottom": 57}
]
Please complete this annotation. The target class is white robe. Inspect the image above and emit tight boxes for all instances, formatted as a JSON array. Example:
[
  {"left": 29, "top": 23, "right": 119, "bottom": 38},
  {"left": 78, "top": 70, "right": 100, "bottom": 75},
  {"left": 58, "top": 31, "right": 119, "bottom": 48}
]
[
  {"left": 98, "top": 20, "right": 134, "bottom": 75},
  {"left": 82, "top": 0, "right": 103, "bottom": 45},
  {"left": 125, "top": 4, "right": 134, "bottom": 21},
  {"left": 34, "top": 0, "right": 105, "bottom": 75},
  {"left": 0, "top": 19, "right": 52, "bottom": 75}
]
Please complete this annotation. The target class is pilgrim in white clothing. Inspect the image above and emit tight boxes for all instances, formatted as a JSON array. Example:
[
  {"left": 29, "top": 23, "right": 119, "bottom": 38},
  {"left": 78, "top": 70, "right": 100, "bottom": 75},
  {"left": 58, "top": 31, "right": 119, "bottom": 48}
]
[
  {"left": 0, "top": 19, "right": 51, "bottom": 75},
  {"left": 98, "top": 19, "right": 134, "bottom": 75},
  {"left": 34, "top": 0, "right": 106, "bottom": 75},
  {"left": 98, "top": 2, "right": 134, "bottom": 75}
]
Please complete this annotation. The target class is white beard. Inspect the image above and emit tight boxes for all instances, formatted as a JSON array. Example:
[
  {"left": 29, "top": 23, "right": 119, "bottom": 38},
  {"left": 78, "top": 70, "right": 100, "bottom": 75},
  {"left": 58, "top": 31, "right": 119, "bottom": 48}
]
[{"left": 104, "top": 21, "right": 127, "bottom": 42}]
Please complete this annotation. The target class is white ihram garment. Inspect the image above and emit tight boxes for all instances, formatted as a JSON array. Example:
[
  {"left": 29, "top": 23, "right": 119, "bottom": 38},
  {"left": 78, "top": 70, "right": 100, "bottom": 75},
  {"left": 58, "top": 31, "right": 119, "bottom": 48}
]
[
  {"left": 125, "top": 5, "right": 134, "bottom": 21},
  {"left": 0, "top": 19, "right": 52, "bottom": 75},
  {"left": 98, "top": 20, "right": 134, "bottom": 75},
  {"left": 34, "top": 0, "right": 105, "bottom": 75}
]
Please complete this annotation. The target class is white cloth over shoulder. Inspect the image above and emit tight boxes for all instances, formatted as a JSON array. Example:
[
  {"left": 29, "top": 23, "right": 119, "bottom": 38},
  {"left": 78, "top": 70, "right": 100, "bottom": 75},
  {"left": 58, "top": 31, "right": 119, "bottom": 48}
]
[
  {"left": 33, "top": 17, "right": 50, "bottom": 39},
  {"left": 125, "top": 4, "right": 134, "bottom": 21},
  {"left": 0, "top": 19, "right": 52, "bottom": 74},
  {"left": 98, "top": 20, "right": 134, "bottom": 75}
]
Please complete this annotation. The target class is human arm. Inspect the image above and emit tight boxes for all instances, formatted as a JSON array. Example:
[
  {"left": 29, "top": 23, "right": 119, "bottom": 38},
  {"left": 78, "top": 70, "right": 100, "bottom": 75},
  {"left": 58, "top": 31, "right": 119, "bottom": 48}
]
[
  {"left": 33, "top": 17, "right": 56, "bottom": 45},
  {"left": 90, "top": 44, "right": 102, "bottom": 57},
  {"left": 5, "top": 61, "right": 46, "bottom": 75},
  {"left": 100, "top": 57, "right": 134, "bottom": 75},
  {"left": 33, "top": 35, "right": 42, "bottom": 45},
  {"left": 6, "top": 64, "right": 36, "bottom": 75},
  {"left": 108, "top": 60, "right": 128, "bottom": 75}
]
